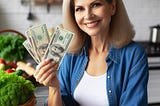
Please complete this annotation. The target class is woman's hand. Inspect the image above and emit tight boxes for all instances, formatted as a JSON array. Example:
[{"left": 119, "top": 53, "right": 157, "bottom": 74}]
[{"left": 34, "top": 59, "right": 60, "bottom": 88}]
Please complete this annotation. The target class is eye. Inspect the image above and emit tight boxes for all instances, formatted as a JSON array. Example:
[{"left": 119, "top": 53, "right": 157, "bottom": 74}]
[
  {"left": 91, "top": 2, "right": 101, "bottom": 8},
  {"left": 75, "top": 7, "right": 83, "bottom": 12}
]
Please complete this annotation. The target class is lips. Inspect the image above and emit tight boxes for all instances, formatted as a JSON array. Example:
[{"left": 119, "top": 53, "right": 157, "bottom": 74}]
[{"left": 85, "top": 20, "right": 99, "bottom": 28}]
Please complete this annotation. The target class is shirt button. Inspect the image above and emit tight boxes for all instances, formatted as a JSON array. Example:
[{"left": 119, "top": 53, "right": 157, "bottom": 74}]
[
  {"left": 107, "top": 75, "right": 111, "bottom": 79},
  {"left": 108, "top": 90, "right": 112, "bottom": 93}
]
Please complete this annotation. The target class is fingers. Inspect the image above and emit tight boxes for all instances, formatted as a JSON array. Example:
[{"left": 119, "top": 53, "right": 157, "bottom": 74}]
[
  {"left": 35, "top": 60, "right": 56, "bottom": 79},
  {"left": 38, "top": 64, "right": 58, "bottom": 84},
  {"left": 41, "top": 72, "right": 57, "bottom": 86},
  {"left": 36, "top": 59, "right": 51, "bottom": 71},
  {"left": 34, "top": 59, "right": 59, "bottom": 86}
]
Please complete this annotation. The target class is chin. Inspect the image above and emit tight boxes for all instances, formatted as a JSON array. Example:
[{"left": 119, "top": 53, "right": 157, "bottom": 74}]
[{"left": 85, "top": 30, "right": 100, "bottom": 36}]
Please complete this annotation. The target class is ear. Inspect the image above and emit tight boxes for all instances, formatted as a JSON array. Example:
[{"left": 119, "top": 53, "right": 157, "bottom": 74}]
[{"left": 110, "top": 0, "right": 116, "bottom": 16}]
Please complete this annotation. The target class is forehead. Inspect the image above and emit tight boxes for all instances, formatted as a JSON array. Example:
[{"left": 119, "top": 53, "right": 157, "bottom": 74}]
[{"left": 74, "top": 0, "right": 106, "bottom": 4}]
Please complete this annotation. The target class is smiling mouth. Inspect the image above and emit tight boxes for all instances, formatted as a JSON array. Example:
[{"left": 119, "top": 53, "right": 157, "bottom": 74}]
[{"left": 85, "top": 20, "right": 99, "bottom": 28}]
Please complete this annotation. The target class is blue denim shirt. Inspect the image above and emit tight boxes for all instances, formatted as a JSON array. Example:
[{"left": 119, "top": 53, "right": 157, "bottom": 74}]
[{"left": 58, "top": 40, "right": 149, "bottom": 106}]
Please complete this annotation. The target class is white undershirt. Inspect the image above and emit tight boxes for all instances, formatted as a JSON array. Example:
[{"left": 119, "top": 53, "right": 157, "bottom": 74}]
[{"left": 74, "top": 71, "right": 109, "bottom": 106}]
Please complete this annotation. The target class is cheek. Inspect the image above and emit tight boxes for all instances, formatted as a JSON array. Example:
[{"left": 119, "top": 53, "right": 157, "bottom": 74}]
[
  {"left": 103, "top": 9, "right": 113, "bottom": 22},
  {"left": 74, "top": 16, "right": 79, "bottom": 25},
  {"left": 75, "top": 14, "right": 80, "bottom": 24},
  {"left": 75, "top": 14, "right": 83, "bottom": 27}
]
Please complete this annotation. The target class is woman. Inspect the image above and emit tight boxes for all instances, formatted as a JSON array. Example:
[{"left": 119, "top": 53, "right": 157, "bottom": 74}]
[{"left": 34, "top": 0, "right": 149, "bottom": 106}]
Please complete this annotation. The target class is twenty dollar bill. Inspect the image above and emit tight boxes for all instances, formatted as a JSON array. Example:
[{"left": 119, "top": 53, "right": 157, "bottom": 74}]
[{"left": 43, "top": 27, "right": 74, "bottom": 63}]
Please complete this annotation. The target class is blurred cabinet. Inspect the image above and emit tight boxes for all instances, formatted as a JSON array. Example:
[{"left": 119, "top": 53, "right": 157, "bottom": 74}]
[{"left": 148, "top": 70, "right": 160, "bottom": 104}]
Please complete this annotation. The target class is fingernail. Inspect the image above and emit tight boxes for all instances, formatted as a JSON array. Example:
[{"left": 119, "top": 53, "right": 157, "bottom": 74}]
[
  {"left": 49, "top": 59, "right": 54, "bottom": 62},
  {"left": 45, "top": 58, "right": 50, "bottom": 62}
]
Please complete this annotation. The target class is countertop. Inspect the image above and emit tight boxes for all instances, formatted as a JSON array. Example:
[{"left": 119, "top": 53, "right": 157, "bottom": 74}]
[
  {"left": 148, "top": 70, "right": 160, "bottom": 104},
  {"left": 34, "top": 86, "right": 48, "bottom": 106}
]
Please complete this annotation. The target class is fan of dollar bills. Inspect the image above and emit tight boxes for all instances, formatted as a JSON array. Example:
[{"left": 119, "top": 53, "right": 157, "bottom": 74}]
[{"left": 23, "top": 24, "right": 74, "bottom": 64}]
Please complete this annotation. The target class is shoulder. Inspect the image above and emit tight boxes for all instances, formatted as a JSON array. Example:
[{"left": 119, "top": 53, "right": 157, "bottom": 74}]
[
  {"left": 122, "top": 41, "right": 146, "bottom": 56},
  {"left": 124, "top": 41, "right": 144, "bottom": 50},
  {"left": 60, "top": 52, "right": 85, "bottom": 70},
  {"left": 62, "top": 53, "right": 82, "bottom": 62},
  {"left": 60, "top": 53, "right": 76, "bottom": 70},
  {"left": 108, "top": 41, "right": 147, "bottom": 64},
  {"left": 120, "top": 41, "right": 148, "bottom": 66}
]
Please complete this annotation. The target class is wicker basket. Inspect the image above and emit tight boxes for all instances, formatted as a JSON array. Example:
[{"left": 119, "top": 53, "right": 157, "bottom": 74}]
[{"left": 19, "top": 94, "right": 37, "bottom": 106}]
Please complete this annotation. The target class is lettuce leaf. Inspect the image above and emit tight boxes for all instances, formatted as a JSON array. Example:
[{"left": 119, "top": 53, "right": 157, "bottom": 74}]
[
  {"left": 0, "top": 33, "right": 27, "bottom": 62},
  {"left": 0, "top": 70, "right": 35, "bottom": 106}
]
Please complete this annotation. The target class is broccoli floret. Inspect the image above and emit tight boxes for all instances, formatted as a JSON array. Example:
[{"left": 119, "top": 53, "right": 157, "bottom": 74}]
[{"left": 0, "top": 70, "right": 35, "bottom": 106}]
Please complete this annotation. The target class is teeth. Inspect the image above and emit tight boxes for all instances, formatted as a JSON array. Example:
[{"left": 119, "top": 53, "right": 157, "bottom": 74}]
[{"left": 86, "top": 21, "right": 98, "bottom": 28}]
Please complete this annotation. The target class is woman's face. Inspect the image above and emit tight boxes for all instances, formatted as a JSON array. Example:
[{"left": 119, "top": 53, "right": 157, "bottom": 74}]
[{"left": 74, "top": 0, "right": 116, "bottom": 37}]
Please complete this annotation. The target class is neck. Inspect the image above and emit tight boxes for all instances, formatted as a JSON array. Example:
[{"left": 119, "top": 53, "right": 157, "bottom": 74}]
[{"left": 90, "top": 36, "right": 110, "bottom": 53}]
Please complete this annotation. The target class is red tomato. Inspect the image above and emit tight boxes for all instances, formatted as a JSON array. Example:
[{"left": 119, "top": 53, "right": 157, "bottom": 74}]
[
  {"left": 6, "top": 69, "right": 14, "bottom": 74},
  {"left": 7, "top": 62, "right": 17, "bottom": 69},
  {"left": 0, "top": 59, "right": 6, "bottom": 65}
]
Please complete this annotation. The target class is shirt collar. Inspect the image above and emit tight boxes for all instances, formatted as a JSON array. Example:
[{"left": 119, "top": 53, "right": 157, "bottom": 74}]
[
  {"left": 107, "top": 46, "right": 121, "bottom": 64},
  {"left": 80, "top": 37, "right": 121, "bottom": 64}
]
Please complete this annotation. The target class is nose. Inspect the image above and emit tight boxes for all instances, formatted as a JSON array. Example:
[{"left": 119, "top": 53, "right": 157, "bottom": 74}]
[{"left": 84, "top": 8, "right": 94, "bottom": 19}]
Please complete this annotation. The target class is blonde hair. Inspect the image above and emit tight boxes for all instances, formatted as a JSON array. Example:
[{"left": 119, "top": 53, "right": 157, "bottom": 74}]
[{"left": 62, "top": 0, "right": 135, "bottom": 53}]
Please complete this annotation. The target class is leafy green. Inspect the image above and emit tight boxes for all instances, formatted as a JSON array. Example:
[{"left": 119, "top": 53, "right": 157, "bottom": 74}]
[
  {"left": 0, "top": 70, "right": 35, "bottom": 106},
  {"left": 0, "top": 33, "right": 27, "bottom": 62},
  {"left": 14, "top": 69, "right": 24, "bottom": 76}
]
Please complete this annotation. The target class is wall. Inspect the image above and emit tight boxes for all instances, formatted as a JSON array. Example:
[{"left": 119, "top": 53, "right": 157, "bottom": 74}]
[
  {"left": 0, "top": 0, "right": 160, "bottom": 41},
  {"left": 123, "top": 0, "right": 160, "bottom": 41},
  {"left": 0, "top": 0, "right": 63, "bottom": 34}
]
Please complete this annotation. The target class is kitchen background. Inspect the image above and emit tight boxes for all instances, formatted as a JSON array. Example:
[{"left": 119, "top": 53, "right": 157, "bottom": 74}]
[
  {"left": 0, "top": 0, "right": 160, "bottom": 106},
  {"left": 0, "top": 0, "right": 160, "bottom": 41}
]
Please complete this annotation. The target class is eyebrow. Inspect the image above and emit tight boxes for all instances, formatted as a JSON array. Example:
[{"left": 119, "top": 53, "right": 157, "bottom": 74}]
[{"left": 74, "top": 0, "right": 101, "bottom": 7}]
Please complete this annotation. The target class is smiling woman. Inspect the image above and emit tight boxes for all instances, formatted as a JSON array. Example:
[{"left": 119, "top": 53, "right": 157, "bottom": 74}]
[
  {"left": 73, "top": 0, "right": 115, "bottom": 39},
  {"left": 34, "top": 0, "right": 149, "bottom": 106},
  {"left": 63, "top": 0, "right": 135, "bottom": 53}
]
